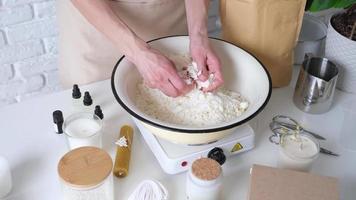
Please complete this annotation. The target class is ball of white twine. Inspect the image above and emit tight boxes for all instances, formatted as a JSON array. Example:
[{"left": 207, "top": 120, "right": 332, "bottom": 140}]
[{"left": 127, "top": 180, "right": 168, "bottom": 200}]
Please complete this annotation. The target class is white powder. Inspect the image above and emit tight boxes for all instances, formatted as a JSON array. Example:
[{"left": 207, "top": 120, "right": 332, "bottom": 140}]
[
  {"left": 173, "top": 55, "right": 215, "bottom": 90},
  {"left": 135, "top": 55, "right": 249, "bottom": 127}
]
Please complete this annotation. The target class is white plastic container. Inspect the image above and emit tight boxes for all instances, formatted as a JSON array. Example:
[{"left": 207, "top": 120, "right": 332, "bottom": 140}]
[
  {"left": 63, "top": 112, "right": 103, "bottom": 150},
  {"left": 278, "top": 134, "right": 319, "bottom": 172},
  {"left": 186, "top": 158, "right": 222, "bottom": 200},
  {"left": 0, "top": 156, "right": 12, "bottom": 198},
  {"left": 72, "top": 97, "right": 83, "bottom": 113},
  {"left": 71, "top": 84, "right": 82, "bottom": 112},
  {"left": 58, "top": 147, "right": 113, "bottom": 200},
  {"left": 83, "top": 104, "right": 94, "bottom": 113}
]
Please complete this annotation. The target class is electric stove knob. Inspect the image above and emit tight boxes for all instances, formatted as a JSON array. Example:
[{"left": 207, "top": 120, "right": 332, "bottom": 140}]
[{"left": 208, "top": 147, "right": 226, "bottom": 165}]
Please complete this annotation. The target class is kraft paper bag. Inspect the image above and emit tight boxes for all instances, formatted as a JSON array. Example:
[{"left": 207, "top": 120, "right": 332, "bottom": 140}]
[{"left": 220, "top": 0, "right": 306, "bottom": 87}]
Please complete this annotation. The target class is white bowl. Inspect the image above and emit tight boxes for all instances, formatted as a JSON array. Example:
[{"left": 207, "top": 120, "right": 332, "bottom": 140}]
[{"left": 111, "top": 36, "right": 271, "bottom": 144}]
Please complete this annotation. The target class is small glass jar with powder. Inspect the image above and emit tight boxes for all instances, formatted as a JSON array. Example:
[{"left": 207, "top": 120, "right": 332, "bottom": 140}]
[
  {"left": 63, "top": 112, "right": 103, "bottom": 150},
  {"left": 278, "top": 133, "right": 319, "bottom": 172},
  {"left": 58, "top": 147, "right": 113, "bottom": 200},
  {"left": 186, "top": 158, "right": 223, "bottom": 200}
]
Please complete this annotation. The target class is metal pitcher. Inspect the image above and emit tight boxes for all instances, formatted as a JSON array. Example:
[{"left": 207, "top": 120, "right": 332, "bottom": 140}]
[{"left": 293, "top": 54, "right": 339, "bottom": 114}]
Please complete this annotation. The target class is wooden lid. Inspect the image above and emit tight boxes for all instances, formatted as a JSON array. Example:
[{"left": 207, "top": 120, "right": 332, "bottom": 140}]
[
  {"left": 192, "top": 158, "right": 221, "bottom": 181},
  {"left": 58, "top": 147, "right": 113, "bottom": 188}
]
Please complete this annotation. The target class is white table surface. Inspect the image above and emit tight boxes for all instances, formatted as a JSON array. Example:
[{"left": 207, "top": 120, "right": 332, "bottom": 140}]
[{"left": 1, "top": 67, "right": 356, "bottom": 200}]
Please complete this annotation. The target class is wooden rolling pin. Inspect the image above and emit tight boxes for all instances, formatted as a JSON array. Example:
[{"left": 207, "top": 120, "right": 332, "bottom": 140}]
[{"left": 113, "top": 125, "right": 134, "bottom": 178}]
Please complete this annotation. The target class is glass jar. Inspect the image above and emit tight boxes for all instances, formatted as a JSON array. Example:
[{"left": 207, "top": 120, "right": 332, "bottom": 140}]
[
  {"left": 58, "top": 147, "right": 113, "bottom": 200},
  {"left": 278, "top": 133, "right": 320, "bottom": 172},
  {"left": 186, "top": 158, "right": 223, "bottom": 200},
  {"left": 63, "top": 112, "right": 103, "bottom": 150}
]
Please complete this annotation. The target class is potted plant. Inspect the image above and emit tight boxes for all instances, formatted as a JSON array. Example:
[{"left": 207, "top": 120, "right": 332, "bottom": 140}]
[{"left": 307, "top": 0, "right": 356, "bottom": 93}]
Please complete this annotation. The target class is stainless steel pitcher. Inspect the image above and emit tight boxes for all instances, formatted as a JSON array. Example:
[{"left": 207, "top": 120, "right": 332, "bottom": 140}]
[{"left": 293, "top": 54, "right": 339, "bottom": 114}]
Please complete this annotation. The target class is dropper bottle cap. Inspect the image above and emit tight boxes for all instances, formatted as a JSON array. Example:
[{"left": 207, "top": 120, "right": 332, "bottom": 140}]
[
  {"left": 53, "top": 110, "right": 64, "bottom": 134},
  {"left": 94, "top": 105, "right": 104, "bottom": 119},
  {"left": 83, "top": 91, "right": 93, "bottom": 106},
  {"left": 72, "top": 84, "right": 81, "bottom": 99}
]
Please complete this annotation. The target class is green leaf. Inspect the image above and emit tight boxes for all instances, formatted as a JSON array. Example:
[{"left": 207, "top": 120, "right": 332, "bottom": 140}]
[
  {"left": 309, "top": 0, "right": 337, "bottom": 12},
  {"left": 308, "top": 0, "right": 356, "bottom": 12},
  {"left": 334, "top": 0, "right": 356, "bottom": 8}
]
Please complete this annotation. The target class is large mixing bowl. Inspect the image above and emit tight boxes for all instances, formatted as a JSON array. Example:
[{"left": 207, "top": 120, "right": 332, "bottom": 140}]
[{"left": 111, "top": 36, "right": 271, "bottom": 145}]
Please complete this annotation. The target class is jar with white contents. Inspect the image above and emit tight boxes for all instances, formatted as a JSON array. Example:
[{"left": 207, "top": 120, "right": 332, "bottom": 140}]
[
  {"left": 186, "top": 158, "right": 223, "bottom": 200},
  {"left": 278, "top": 133, "right": 319, "bottom": 172},
  {"left": 63, "top": 112, "right": 103, "bottom": 150},
  {"left": 58, "top": 147, "right": 113, "bottom": 200}
]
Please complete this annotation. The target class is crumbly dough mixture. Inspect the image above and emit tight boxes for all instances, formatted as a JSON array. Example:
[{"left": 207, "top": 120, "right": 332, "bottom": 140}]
[{"left": 135, "top": 54, "right": 249, "bottom": 127}]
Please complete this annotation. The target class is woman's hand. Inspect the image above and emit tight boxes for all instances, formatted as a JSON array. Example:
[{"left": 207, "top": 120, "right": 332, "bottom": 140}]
[
  {"left": 185, "top": 0, "right": 224, "bottom": 92},
  {"left": 71, "top": 0, "right": 193, "bottom": 97},
  {"left": 190, "top": 36, "right": 224, "bottom": 92},
  {"left": 132, "top": 47, "right": 194, "bottom": 97}
]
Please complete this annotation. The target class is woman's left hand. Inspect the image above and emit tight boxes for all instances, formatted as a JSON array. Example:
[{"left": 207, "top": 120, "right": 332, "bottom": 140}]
[{"left": 190, "top": 36, "right": 224, "bottom": 92}]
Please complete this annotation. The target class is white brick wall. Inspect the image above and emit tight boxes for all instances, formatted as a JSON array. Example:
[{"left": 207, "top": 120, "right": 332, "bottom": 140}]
[
  {"left": 0, "top": 0, "right": 59, "bottom": 107},
  {"left": 0, "top": 0, "right": 220, "bottom": 108}
]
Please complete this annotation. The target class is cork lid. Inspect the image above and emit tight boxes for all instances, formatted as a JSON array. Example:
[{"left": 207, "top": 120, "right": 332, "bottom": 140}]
[
  {"left": 58, "top": 147, "right": 113, "bottom": 188},
  {"left": 191, "top": 158, "right": 221, "bottom": 181}
]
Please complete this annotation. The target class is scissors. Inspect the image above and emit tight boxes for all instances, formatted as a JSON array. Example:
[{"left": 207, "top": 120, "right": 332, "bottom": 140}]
[
  {"left": 271, "top": 115, "right": 326, "bottom": 140},
  {"left": 269, "top": 115, "right": 339, "bottom": 157}
]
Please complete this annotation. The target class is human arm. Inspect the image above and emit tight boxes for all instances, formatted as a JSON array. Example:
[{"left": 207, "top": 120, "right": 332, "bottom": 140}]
[
  {"left": 71, "top": 0, "right": 192, "bottom": 97},
  {"left": 185, "top": 0, "right": 224, "bottom": 92}
]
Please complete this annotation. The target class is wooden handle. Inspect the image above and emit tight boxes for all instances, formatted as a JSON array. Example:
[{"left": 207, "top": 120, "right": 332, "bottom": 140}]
[{"left": 113, "top": 125, "right": 134, "bottom": 178}]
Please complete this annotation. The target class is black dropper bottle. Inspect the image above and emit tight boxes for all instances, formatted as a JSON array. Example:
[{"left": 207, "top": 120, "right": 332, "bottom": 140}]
[
  {"left": 72, "top": 84, "right": 81, "bottom": 99},
  {"left": 83, "top": 91, "right": 93, "bottom": 111},
  {"left": 94, "top": 105, "right": 104, "bottom": 119},
  {"left": 53, "top": 110, "right": 64, "bottom": 134},
  {"left": 72, "top": 84, "right": 82, "bottom": 108}
]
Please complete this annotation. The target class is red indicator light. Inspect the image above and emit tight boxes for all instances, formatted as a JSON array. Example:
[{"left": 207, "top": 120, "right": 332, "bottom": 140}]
[{"left": 181, "top": 161, "right": 188, "bottom": 167}]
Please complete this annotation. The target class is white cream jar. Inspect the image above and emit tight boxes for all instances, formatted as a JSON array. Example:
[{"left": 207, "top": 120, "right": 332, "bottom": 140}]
[{"left": 186, "top": 158, "right": 222, "bottom": 200}]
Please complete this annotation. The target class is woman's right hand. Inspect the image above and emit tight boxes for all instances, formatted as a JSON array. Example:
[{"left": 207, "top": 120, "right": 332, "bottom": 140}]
[
  {"left": 132, "top": 47, "right": 194, "bottom": 97},
  {"left": 70, "top": 0, "right": 193, "bottom": 96}
]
